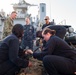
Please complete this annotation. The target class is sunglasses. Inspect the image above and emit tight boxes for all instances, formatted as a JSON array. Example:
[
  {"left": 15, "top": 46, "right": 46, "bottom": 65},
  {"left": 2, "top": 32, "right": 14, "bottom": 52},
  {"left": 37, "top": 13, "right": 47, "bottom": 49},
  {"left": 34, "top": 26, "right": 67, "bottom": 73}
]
[{"left": 44, "top": 19, "right": 48, "bottom": 20}]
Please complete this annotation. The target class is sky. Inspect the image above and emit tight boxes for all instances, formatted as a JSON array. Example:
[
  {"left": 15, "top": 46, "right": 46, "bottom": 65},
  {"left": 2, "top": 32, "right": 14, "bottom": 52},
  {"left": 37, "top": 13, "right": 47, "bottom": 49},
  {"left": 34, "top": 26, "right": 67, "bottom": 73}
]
[{"left": 0, "top": 0, "right": 76, "bottom": 30}]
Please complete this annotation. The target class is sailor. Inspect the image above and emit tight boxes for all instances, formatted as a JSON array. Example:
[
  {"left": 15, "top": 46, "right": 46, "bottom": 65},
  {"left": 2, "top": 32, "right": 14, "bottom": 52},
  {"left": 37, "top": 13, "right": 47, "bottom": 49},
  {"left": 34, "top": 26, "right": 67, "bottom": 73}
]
[
  {"left": 42, "top": 16, "right": 55, "bottom": 29},
  {"left": 3, "top": 11, "right": 17, "bottom": 38},
  {"left": 21, "top": 17, "right": 35, "bottom": 50}
]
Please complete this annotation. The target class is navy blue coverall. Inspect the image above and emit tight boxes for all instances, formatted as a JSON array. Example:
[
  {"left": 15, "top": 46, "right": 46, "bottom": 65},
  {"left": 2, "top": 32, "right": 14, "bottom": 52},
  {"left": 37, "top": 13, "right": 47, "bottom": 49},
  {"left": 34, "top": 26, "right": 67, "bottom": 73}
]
[
  {"left": 33, "top": 35, "right": 76, "bottom": 75},
  {"left": 0, "top": 34, "right": 29, "bottom": 75},
  {"left": 21, "top": 25, "right": 35, "bottom": 50}
]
